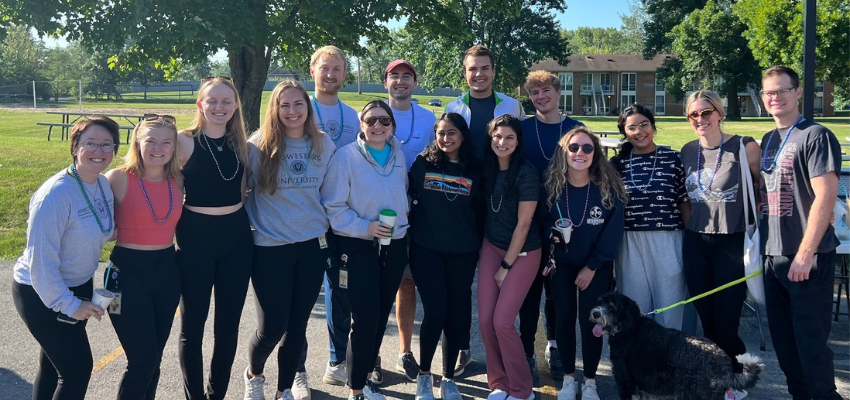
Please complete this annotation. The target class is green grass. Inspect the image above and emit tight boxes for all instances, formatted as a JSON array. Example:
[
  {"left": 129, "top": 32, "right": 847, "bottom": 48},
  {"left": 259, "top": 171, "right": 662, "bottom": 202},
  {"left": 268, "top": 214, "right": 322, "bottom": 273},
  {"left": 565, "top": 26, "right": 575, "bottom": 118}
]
[{"left": 1, "top": 93, "right": 848, "bottom": 260}]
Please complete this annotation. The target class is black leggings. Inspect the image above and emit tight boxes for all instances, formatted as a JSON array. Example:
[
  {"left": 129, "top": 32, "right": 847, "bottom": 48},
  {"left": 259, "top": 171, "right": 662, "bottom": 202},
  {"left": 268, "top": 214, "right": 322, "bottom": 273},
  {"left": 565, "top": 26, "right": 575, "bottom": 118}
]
[
  {"left": 409, "top": 242, "right": 478, "bottom": 378},
  {"left": 12, "top": 279, "right": 93, "bottom": 400},
  {"left": 107, "top": 246, "right": 181, "bottom": 400},
  {"left": 175, "top": 207, "right": 253, "bottom": 400},
  {"left": 548, "top": 262, "right": 614, "bottom": 379},
  {"left": 248, "top": 239, "right": 328, "bottom": 391},
  {"left": 519, "top": 262, "right": 557, "bottom": 357},
  {"left": 339, "top": 236, "right": 408, "bottom": 390},
  {"left": 682, "top": 229, "right": 747, "bottom": 373}
]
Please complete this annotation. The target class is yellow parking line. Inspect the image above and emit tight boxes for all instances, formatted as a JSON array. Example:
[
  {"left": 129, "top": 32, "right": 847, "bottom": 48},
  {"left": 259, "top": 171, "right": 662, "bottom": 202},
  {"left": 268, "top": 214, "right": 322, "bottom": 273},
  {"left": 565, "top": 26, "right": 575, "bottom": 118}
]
[{"left": 91, "top": 307, "right": 181, "bottom": 373}]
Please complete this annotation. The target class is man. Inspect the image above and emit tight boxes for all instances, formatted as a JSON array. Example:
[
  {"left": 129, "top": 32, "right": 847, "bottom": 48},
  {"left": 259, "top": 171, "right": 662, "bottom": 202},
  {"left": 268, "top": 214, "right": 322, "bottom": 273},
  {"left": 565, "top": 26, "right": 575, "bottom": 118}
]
[
  {"left": 445, "top": 45, "right": 525, "bottom": 158},
  {"left": 759, "top": 65, "right": 843, "bottom": 400},
  {"left": 444, "top": 45, "right": 525, "bottom": 376},
  {"left": 381, "top": 59, "right": 437, "bottom": 383},
  {"left": 519, "top": 70, "right": 583, "bottom": 385}
]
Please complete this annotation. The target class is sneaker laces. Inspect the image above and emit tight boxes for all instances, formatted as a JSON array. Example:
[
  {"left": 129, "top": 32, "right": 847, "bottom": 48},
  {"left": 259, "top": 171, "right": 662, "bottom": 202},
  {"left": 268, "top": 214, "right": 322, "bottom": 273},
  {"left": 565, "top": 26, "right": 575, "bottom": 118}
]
[
  {"left": 294, "top": 372, "right": 309, "bottom": 387},
  {"left": 246, "top": 376, "right": 265, "bottom": 399},
  {"left": 442, "top": 379, "right": 458, "bottom": 393}
]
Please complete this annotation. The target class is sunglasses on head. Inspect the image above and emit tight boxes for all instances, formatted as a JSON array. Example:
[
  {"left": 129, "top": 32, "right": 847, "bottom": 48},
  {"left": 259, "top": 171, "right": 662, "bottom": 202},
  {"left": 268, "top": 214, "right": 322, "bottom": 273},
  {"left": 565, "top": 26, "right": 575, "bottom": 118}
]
[
  {"left": 143, "top": 113, "right": 176, "bottom": 124},
  {"left": 568, "top": 143, "right": 595, "bottom": 154},
  {"left": 200, "top": 76, "right": 233, "bottom": 83},
  {"left": 363, "top": 116, "right": 392, "bottom": 127},
  {"left": 687, "top": 108, "right": 715, "bottom": 121}
]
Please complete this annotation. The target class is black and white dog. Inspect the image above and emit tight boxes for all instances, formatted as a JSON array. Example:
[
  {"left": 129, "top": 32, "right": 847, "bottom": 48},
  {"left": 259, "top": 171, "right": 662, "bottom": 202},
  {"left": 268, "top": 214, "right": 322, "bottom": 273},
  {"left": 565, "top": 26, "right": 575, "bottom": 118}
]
[{"left": 590, "top": 292, "right": 762, "bottom": 400}]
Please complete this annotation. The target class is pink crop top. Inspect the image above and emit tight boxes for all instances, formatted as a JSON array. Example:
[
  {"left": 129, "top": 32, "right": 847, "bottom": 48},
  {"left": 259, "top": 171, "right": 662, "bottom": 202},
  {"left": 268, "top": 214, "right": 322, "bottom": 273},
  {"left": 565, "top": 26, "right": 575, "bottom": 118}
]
[{"left": 116, "top": 172, "right": 182, "bottom": 245}]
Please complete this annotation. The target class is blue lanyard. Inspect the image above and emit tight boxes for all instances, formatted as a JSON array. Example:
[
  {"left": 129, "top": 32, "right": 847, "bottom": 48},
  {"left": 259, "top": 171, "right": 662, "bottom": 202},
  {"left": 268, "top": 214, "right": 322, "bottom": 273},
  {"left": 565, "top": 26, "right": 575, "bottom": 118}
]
[
  {"left": 311, "top": 94, "right": 344, "bottom": 142},
  {"left": 396, "top": 107, "right": 416, "bottom": 145},
  {"left": 761, "top": 115, "right": 804, "bottom": 172}
]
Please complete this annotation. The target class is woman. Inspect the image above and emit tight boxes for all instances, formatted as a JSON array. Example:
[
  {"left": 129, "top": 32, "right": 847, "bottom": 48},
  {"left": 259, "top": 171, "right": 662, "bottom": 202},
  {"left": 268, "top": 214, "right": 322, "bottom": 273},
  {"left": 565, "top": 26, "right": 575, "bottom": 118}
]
[
  {"left": 321, "top": 100, "right": 409, "bottom": 400},
  {"left": 105, "top": 114, "right": 183, "bottom": 400},
  {"left": 477, "top": 114, "right": 541, "bottom": 400},
  {"left": 680, "top": 90, "right": 760, "bottom": 399},
  {"left": 610, "top": 104, "right": 690, "bottom": 330},
  {"left": 543, "top": 127, "right": 626, "bottom": 400},
  {"left": 408, "top": 113, "right": 483, "bottom": 400},
  {"left": 242, "top": 79, "right": 335, "bottom": 400},
  {"left": 12, "top": 116, "right": 120, "bottom": 400},
  {"left": 176, "top": 76, "right": 254, "bottom": 400}
]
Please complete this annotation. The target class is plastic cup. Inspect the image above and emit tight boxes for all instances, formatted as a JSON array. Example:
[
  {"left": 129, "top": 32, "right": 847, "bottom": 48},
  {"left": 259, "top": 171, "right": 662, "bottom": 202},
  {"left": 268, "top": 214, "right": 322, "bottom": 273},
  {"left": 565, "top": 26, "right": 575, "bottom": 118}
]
[
  {"left": 555, "top": 218, "right": 572, "bottom": 244},
  {"left": 92, "top": 288, "right": 115, "bottom": 309},
  {"left": 378, "top": 209, "right": 397, "bottom": 245}
]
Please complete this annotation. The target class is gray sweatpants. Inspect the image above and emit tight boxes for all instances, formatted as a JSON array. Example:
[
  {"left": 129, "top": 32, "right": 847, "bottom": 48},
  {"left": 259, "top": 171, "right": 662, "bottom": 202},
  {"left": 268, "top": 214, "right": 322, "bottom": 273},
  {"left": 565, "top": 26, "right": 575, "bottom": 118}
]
[{"left": 614, "top": 229, "right": 686, "bottom": 330}]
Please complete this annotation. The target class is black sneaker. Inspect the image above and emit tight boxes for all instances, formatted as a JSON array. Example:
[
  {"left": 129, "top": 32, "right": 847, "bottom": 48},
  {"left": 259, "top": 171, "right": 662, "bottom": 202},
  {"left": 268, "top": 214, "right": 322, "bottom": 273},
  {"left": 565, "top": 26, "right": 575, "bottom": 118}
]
[
  {"left": 369, "top": 355, "right": 383, "bottom": 385},
  {"left": 545, "top": 346, "right": 565, "bottom": 380},
  {"left": 396, "top": 352, "right": 420, "bottom": 382},
  {"left": 453, "top": 349, "right": 472, "bottom": 376}
]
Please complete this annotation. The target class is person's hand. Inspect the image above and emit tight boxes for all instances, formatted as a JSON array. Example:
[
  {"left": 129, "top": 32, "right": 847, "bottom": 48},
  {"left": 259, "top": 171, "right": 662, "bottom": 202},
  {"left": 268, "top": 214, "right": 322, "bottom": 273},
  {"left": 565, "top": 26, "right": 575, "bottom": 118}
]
[
  {"left": 788, "top": 253, "right": 813, "bottom": 282},
  {"left": 551, "top": 235, "right": 561, "bottom": 244},
  {"left": 494, "top": 267, "right": 509, "bottom": 289},
  {"left": 71, "top": 300, "right": 105, "bottom": 321},
  {"left": 575, "top": 266, "right": 596, "bottom": 291},
  {"left": 367, "top": 221, "right": 392, "bottom": 239}
]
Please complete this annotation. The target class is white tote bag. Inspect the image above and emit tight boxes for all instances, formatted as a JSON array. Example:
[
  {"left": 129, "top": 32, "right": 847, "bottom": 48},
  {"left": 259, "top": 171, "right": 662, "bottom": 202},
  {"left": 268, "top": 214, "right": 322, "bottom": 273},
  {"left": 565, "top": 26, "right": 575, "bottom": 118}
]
[{"left": 740, "top": 138, "right": 765, "bottom": 304}]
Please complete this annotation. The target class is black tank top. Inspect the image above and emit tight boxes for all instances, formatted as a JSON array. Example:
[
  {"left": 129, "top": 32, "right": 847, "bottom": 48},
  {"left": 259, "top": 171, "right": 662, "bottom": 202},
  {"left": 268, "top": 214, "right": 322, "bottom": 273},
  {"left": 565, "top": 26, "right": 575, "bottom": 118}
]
[{"left": 182, "top": 134, "right": 244, "bottom": 207}]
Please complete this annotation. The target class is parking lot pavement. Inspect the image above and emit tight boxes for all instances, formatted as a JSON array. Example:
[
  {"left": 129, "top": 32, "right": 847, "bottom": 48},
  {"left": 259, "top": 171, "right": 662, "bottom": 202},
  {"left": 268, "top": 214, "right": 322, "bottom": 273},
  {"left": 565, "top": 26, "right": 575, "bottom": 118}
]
[{"left": 0, "top": 260, "right": 847, "bottom": 399}]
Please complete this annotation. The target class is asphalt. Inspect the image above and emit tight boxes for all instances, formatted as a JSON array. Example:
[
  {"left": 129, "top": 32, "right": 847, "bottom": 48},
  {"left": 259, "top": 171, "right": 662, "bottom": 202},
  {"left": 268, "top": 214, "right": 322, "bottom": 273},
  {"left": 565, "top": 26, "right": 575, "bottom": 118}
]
[{"left": 0, "top": 260, "right": 847, "bottom": 400}]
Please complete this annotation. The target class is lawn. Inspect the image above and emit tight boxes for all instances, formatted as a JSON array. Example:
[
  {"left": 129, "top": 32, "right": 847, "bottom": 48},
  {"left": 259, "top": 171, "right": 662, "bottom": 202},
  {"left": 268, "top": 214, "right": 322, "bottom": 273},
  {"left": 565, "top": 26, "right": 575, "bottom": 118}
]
[{"left": 1, "top": 93, "right": 848, "bottom": 260}]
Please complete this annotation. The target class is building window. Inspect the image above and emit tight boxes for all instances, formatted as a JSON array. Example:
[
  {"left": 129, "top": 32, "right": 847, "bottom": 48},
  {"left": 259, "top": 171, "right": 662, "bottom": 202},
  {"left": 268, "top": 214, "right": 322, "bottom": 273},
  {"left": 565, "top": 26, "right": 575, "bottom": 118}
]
[
  {"left": 559, "top": 72, "right": 573, "bottom": 92},
  {"left": 655, "top": 74, "right": 665, "bottom": 92},
  {"left": 655, "top": 95, "right": 665, "bottom": 115},
  {"left": 582, "top": 95, "right": 592, "bottom": 115},
  {"left": 600, "top": 73, "right": 612, "bottom": 92},
  {"left": 621, "top": 73, "right": 637, "bottom": 92},
  {"left": 621, "top": 94, "right": 636, "bottom": 111},
  {"left": 815, "top": 96, "right": 824, "bottom": 114},
  {"left": 560, "top": 94, "right": 574, "bottom": 114},
  {"left": 581, "top": 73, "right": 593, "bottom": 92}
]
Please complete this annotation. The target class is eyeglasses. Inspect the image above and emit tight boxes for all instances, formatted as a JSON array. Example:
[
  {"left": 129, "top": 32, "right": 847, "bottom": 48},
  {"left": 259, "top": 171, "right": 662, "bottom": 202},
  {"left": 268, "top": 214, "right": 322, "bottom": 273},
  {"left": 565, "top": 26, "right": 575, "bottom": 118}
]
[
  {"left": 625, "top": 122, "right": 652, "bottom": 133},
  {"left": 687, "top": 108, "right": 716, "bottom": 121},
  {"left": 363, "top": 116, "right": 393, "bottom": 127},
  {"left": 567, "top": 143, "right": 594, "bottom": 154},
  {"left": 759, "top": 86, "right": 798, "bottom": 98},
  {"left": 387, "top": 73, "right": 414, "bottom": 82},
  {"left": 143, "top": 113, "right": 176, "bottom": 124},
  {"left": 81, "top": 141, "right": 116, "bottom": 153},
  {"left": 200, "top": 76, "right": 233, "bottom": 83}
]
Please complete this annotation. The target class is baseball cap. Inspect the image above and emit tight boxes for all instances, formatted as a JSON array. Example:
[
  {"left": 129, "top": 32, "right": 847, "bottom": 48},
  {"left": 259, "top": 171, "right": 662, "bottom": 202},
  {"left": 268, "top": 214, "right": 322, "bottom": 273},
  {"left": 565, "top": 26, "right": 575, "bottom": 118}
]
[{"left": 385, "top": 60, "right": 417, "bottom": 81}]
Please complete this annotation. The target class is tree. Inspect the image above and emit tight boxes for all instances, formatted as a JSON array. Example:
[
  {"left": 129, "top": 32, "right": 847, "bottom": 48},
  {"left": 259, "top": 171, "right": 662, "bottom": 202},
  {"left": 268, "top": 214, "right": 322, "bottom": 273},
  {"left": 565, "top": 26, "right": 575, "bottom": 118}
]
[
  {"left": 0, "top": 25, "right": 45, "bottom": 85},
  {"left": 641, "top": 0, "right": 707, "bottom": 58},
  {"left": 45, "top": 43, "right": 90, "bottom": 101},
  {"left": 664, "top": 0, "right": 761, "bottom": 120},
  {"left": 619, "top": 0, "right": 648, "bottom": 55},
  {"left": 733, "top": 0, "right": 850, "bottom": 101},
  {"left": 1, "top": 0, "right": 414, "bottom": 131},
  {"left": 562, "top": 27, "right": 637, "bottom": 55}
]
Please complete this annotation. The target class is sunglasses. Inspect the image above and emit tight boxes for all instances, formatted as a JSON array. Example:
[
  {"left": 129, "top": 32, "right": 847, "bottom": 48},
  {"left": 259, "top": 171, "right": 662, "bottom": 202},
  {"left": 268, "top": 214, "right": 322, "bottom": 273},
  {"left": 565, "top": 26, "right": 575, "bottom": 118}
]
[
  {"left": 567, "top": 143, "right": 595, "bottom": 154},
  {"left": 143, "top": 113, "right": 176, "bottom": 124},
  {"left": 687, "top": 108, "right": 716, "bottom": 121},
  {"left": 200, "top": 76, "right": 233, "bottom": 83},
  {"left": 363, "top": 116, "right": 393, "bottom": 127}
]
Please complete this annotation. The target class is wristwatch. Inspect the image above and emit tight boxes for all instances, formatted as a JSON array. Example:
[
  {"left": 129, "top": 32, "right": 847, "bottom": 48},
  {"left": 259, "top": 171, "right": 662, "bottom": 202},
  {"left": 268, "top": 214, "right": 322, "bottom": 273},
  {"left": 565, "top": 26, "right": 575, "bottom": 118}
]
[{"left": 500, "top": 259, "right": 512, "bottom": 270}]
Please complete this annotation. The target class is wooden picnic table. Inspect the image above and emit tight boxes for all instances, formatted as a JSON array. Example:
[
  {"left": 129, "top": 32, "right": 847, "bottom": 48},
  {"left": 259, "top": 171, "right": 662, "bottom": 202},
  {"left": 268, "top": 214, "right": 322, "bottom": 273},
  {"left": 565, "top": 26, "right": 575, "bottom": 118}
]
[{"left": 37, "top": 111, "right": 146, "bottom": 142}]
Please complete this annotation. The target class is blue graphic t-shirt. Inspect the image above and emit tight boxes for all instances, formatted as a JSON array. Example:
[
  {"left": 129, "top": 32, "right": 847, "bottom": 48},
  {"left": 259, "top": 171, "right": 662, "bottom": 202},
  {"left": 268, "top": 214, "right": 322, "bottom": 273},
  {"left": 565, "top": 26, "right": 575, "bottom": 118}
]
[{"left": 610, "top": 146, "right": 689, "bottom": 231}]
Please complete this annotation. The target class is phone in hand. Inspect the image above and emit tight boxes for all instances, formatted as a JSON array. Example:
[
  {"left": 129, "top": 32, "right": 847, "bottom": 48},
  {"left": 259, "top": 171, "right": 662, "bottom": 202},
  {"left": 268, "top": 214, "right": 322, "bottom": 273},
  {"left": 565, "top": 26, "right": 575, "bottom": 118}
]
[
  {"left": 56, "top": 313, "right": 78, "bottom": 325},
  {"left": 550, "top": 227, "right": 567, "bottom": 251}
]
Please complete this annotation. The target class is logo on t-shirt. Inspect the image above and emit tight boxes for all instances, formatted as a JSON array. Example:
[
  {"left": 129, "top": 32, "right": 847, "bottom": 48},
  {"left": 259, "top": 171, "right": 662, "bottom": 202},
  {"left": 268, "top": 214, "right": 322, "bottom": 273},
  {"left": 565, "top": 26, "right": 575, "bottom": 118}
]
[
  {"left": 423, "top": 172, "right": 472, "bottom": 196},
  {"left": 325, "top": 120, "right": 341, "bottom": 138},
  {"left": 588, "top": 206, "right": 604, "bottom": 225},
  {"left": 289, "top": 160, "right": 308, "bottom": 176}
]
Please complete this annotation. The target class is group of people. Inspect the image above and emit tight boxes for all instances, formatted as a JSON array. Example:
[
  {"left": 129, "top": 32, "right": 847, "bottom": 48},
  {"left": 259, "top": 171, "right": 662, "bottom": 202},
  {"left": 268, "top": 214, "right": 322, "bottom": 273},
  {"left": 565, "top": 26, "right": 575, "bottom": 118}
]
[{"left": 12, "top": 40, "right": 843, "bottom": 400}]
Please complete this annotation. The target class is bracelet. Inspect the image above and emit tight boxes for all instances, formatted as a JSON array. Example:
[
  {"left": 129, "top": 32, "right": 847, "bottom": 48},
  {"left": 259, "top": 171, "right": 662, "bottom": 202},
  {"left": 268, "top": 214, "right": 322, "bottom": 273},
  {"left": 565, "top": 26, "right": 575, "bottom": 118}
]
[{"left": 500, "top": 259, "right": 512, "bottom": 270}]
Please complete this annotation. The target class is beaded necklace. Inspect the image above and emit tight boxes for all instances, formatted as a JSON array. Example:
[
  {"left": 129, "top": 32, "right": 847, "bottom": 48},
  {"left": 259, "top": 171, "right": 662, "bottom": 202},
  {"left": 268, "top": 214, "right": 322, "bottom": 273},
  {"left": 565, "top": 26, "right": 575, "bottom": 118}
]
[
  {"left": 201, "top": 132, "right": 240, "bottom": 181},
  {"left": 138, "top": 175, "right": 174, "bottom": 225},
  {"left": 535, "top": 115, "right": 565, "bottom": 161},
  {"left": 490, "top": 172, "right": 508, "bottom": 212},
  {"left": 564, "top": 179, "right": 591, "bottom": 227},
  {"left": 696, "top": 133, "right": 725, "bottom": 191},
  {"left": 627, "top": 146, "right": 658, "bottom": 193},
  {"left": 761, "top": 115, "right": 804, "bottom": 172},
  {"left": 69, "top": 164, "right": 113, "bottom": 234},
  {"left": 312, "top": 94, "right": 344, "bottom": 142}
]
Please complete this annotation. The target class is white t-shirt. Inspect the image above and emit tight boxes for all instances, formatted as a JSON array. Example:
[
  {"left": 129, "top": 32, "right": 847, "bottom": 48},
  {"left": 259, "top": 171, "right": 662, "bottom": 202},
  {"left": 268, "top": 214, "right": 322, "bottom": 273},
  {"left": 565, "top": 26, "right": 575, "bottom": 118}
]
[
  {"left": 392, "top": 104, "right": 436, "bottom": 171},
  {"left": 312, "top": 97, "right": 359, "bottom": 148}
]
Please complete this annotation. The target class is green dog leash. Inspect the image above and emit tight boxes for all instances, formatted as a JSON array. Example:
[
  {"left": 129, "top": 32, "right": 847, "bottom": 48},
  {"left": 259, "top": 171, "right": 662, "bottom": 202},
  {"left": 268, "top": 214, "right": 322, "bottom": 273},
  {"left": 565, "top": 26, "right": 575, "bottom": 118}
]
[{"left": 643, "top": 269, "right": 764, "bottom": 316}]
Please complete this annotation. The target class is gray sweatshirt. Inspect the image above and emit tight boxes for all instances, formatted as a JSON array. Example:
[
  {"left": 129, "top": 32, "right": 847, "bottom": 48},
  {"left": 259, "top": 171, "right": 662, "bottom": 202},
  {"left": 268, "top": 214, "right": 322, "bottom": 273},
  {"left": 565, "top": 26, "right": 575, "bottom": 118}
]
[
  {"left": 246, "top": 133, "right": 336, "bottom": 246},
  {"left": 321, "top": 133, "right": 409, "bottom": 240},
  {"left": 13, "top": 168, "right": 114, "bottom": 317}
]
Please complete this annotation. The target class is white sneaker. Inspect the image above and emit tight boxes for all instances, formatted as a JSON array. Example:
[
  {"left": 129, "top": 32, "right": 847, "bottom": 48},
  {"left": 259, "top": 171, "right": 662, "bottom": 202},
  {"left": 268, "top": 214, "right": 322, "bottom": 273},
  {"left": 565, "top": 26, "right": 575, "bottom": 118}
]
[
  {"left": 323, "top": 361, "right": 347, "bottom": 386},
  {"left": 556, "top": 376, "right": 577, "bottom": 400},
  {"left": 581, "top": 379, "right": 600, "bottom": 400},
  {"left": 506, "top": 394, "right": 535, "bottom": 400},
  {"left": 415, "top": 374, "right": 436, "bottom": 400},
  {"left": 487, "top": 389, "right": 508, "bottom": 400},
  {"left": 440, "top": 379, "right": 463, "bottom": 400},
  {"left": 363, "top": 381, "right": 388, "bottom": 400},
  {"left": 278, "top": 389, "right": 295, "bottom": 400},
  {"left": 725, "top": 389, "right": 748, "bottom": 400},
  {"left": 292, "top": 372, "right": 311, "bottom": 400},
  {"left": 243, "top": 367, "right": 266, "bottom": 400}
]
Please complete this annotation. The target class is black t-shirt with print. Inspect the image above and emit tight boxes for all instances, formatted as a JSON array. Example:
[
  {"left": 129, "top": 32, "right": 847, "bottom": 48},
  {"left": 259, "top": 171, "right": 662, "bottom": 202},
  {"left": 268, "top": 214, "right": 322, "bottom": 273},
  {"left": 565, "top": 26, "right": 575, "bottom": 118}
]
[{"left": 611, "top": 146, "right": 689, "bottom": 231}]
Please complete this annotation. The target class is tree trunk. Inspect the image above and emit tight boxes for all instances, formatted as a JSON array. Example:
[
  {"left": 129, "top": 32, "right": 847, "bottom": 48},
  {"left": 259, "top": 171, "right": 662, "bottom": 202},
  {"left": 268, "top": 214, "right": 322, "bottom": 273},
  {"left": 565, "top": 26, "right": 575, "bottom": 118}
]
[
  {"left": 143, "top": 85, "right": 148, "bottom": 100},
  {"left": 725, "top": 84, "right": 741, "bottom": 121},
  {"left": 229, "top": 43, "right": 272, "bottom": 134}
]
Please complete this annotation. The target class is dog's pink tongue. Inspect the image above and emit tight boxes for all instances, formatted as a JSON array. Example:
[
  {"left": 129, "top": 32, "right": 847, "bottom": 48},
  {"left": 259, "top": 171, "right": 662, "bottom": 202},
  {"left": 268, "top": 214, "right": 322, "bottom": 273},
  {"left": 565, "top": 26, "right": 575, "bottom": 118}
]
[{"left": 592, "top": 323, "right": 604, "bottom": 337}]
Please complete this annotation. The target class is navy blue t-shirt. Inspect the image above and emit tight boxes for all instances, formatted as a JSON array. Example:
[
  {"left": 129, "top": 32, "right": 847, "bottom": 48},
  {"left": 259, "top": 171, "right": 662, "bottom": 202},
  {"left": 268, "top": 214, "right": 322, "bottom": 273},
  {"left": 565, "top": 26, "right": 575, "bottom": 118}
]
[
  {"left": 610, "top": 146, "right": 689, "bottom": 231},
  {"left": 521, "top": 116, "right": 584, "bottom": 175},
  {"left": 469, "top": 94, "right": 497, "bottom": 158}
]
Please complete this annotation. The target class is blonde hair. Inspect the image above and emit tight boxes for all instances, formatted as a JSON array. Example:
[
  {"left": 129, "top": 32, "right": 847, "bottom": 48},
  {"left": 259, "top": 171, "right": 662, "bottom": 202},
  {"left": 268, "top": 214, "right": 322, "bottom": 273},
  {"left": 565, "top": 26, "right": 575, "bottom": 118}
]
[
  {"left": 120, "top": 120, "right": 182, "bottom": 180},
  {"left": 183, "top": 77, "right": 249, "bottom": 164},
  {"left": 686, "top": 90, "right": 725, "bottom": 120},
  {"left": 524, "top": 70, "right": 561, "bottom": 93},
  {"left": 310, "top": 45, "right": 348, "bottom": 71},
  {"left": 252, "top": 79, "right": 325, "bottom": 194},
  {"left": 544, "top": 127, "right": 627, "bottom": 210}
]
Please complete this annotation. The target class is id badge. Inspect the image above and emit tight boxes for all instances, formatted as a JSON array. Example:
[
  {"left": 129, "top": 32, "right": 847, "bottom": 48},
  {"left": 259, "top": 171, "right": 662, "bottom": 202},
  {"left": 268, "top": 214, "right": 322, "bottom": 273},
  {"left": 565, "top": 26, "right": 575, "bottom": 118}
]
[
  {"left": 108, "top": 292, "right": 122, "bottom": 315},
  {"left": 318, "top": 233, "right": 328, "bottom": 249},
  {"left": 338, "top": 254, "right": 349, "bottom": 289}
]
